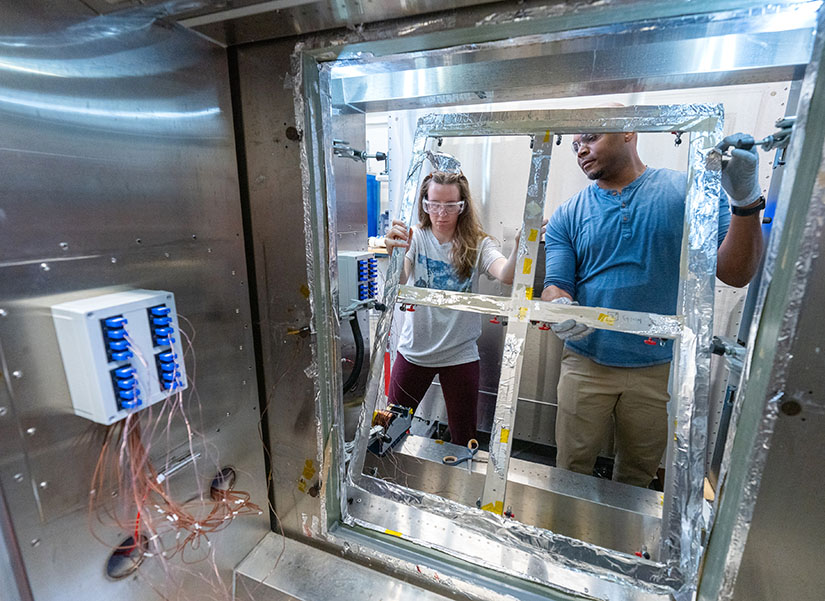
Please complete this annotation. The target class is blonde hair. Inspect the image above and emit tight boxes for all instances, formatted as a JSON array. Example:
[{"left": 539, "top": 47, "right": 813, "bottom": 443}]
[{"left": 417, "top": 171, "right": 488, "bottom": 281}]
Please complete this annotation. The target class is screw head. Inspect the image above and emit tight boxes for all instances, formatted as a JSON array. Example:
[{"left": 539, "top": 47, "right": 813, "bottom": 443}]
[
  {"left": 13, "top": 473, "right": 24, "bottom": 483},
  {"left": 31, "top": 539, "right": 40, "bottom": 547},
  {"left": 12, "top": 370, "right": 22, "bottom": 379},
  {"left": 26, "top": 427, "right": 36, "bottom": 436},
  {"left": 39, "top": 481, "right": 48, "bottom": 489},
  {"left": 0, "top": 309, "right": 7, "bottom": 317},
  {"left": 59, "top": 242, "right": 69, "bottom": 250},
  {"left": 39, "top": 263, "right": 50, "bottom": 272},
  {"left": 0, "top": 407, "right": 8, "bottom": 417}
]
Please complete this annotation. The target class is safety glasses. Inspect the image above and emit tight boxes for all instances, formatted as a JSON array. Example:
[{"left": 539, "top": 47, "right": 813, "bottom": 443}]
[{"left": 422, "top": 199, "right": 465, "bottom": 215}]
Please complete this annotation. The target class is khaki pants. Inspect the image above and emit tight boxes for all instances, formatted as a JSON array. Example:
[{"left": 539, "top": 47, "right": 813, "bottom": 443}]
[{"left": 555, "top": 348, "right": 671, "bottom": 488}]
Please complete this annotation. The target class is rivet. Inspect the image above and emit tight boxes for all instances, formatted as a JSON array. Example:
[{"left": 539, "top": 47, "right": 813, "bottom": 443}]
[
  {"left": 225, "top": 412, "right": 231, "bottom": 417},
  {"left": 231, "top": 270, "right": 236, "bottom": 276},
  {"left": 31, "top": 539, "right": 40, "bottom": 547},
  {"left": 40, "top": 263, "right": 50, "bottom": 272},
  {"left": 241, "top": 380, "right": 247, "bottom": 386},
  {"left": 59, "top": 242, "right": 69, "bottom": 250},
  {"left": 26, "top": 427, "right": 36, "bottom": 436},
  {"left": 39, "top": 481, "right": 48, "bottom": 490},
  {"left": 13, "top": 474, "right": 24, "bottom": 483},
  {"left": 0, "top": 309, "right": 6, "bottom": 317},
  {"left": 0, "top": 407, "right": 8, "bottom": 416},
  {"left": 111, "top": 257, "right": 117, "bottom": 263},
  {"left": 235, "top": 308, "right": 240, "bottom": 314},
  {"left": 12, "top": 370, "right": 22, "bottom": 379},
  {"left": 239, "top": 345, "right": 243, "bottom": 351}
]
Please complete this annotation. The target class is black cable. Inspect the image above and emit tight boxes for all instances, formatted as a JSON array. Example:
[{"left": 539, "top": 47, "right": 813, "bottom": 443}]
[{"left": 343, "top": 312, "right": 364, "bottom": 392}]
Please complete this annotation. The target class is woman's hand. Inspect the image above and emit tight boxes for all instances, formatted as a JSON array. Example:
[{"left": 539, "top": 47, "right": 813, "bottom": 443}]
[
  {"left": 385, "top": 219, "right": 412, "bottom": 252},
  {"left": 513, "top": 218, "right": 549, "bottom": 249}
]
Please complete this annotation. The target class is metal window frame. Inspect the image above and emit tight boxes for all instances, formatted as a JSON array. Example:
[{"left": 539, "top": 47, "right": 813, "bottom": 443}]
[{"left": 333, "top": 105, "right": 722, "bottom": 598}]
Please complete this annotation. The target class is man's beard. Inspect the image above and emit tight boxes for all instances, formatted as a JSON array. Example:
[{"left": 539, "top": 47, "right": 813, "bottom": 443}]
[{"left": 586, "top": 168, "right": 605, "bottom": 181}]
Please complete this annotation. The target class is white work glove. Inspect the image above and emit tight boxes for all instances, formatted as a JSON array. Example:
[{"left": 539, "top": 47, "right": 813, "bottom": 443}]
[
  {"left": 717, "top": 133, "right": 762, "bottom": 207},
  {"left": 549, "top": 297, "right": 594, "bottom": 342}
]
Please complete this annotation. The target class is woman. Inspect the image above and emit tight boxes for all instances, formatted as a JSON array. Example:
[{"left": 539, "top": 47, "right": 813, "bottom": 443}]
[{"left": 384, "top": 171, "right": 519, "bottom": 445}]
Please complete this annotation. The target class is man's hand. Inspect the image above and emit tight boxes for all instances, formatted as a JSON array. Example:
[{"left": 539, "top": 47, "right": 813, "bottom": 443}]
[
  {"left": 717, "top": 133, "right": 762, "bottom": 207},
  {"left": 549, "top": 297, "right": 594, "bottom": 342}
]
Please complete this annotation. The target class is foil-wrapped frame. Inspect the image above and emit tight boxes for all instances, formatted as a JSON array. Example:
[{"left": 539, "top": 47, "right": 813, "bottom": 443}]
[{"left": 328, "top": 105, "right": 722, "bottom": 598}]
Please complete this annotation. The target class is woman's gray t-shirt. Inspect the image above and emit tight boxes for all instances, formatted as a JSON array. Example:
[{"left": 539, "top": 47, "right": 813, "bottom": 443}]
[{"left": 398, "top": 227, "right": 504, "bottom": 367}]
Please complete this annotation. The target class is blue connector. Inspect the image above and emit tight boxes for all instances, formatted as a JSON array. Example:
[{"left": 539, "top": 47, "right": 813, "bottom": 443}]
[
  {"left": 118, "top": 388, "right": 140, "bottom": 401},
  {"left": 111, "top": 350, "right": 133, "bottom": 362},
  {"left": 104, "top": 316, "right": 128, "bottom": 328},
  {"left": 108, "top": 339, "right": 129, "bottom": 351},
  {"left": 116, "top": 378, "right": 137, "bottom": 390},
  {"left": 161, "top": 371, "right": 179, "bottom": 382},
  {"left": 152, "top": 316, "right": 172, "bottom": 326},
  {"left": 154, "top": 327, "right": 174, "bottom": 337},
  {"left": 157, "top": 351, "right": 177, "bottom": 363},
  {"left": 150, "top": 306, "right": 171, "bottom": 317},
  {"left": 159, "top": 362, "right": 176, "bottom": 372},
  {"left": 106, "top": 328, "right": 127, "bottom": 339},
  {"left": 114, "top": 367, "right": 135, "bottom": 379}
]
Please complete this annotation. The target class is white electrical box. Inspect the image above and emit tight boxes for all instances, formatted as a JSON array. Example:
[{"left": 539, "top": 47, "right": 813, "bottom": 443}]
[
  {"left": 338, "top": 251, "right": 378, "bottom": 311},
  {"left": 51, "top": 289, "right": 188, "bottom": 425}
]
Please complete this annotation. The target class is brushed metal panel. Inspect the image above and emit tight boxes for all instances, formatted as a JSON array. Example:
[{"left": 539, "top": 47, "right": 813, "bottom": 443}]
[
  {"left": 0, "top": 15, "right": 268, "bottom": 601},
  {"left": 231, "top": 39, "right": 324, "bottom": 537},
  {"left": 731, "top": 161, "right": 825, "bottom": 601},
  {"left": 365, "top": 435, "right": 662, "bottom": 558},
  {"left": 183, "top": 0, "right": 503, "bottom": 46},
  {"left": 235, "top": 531, "right": 457, "bottom": 601}
]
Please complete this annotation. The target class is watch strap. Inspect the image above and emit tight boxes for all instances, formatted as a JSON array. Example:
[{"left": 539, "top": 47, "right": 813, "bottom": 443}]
[{"left": 731, "top": 196, "right": 766, "bottom": 217}]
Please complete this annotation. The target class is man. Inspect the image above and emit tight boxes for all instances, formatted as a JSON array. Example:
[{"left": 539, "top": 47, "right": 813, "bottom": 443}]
[{"left": 540, "top": 129, "right": 764, "bottom": 487}]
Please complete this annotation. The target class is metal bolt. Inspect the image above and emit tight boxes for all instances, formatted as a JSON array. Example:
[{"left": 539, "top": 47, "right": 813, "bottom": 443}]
[
  {"left": 59, "top": 242, "right": 69, "bottom": 250},
  {"left": 31, "top": 539, "right": 40, "bottom": 547},
  {"left": 0, "top": 407, "right": 7, "bottom": 417},
  {"left": 111, "top": 257, "right": 117, "bottom": 264},
  {"left": 26, "top": 427, "right": 36, "bottom": 436},
  {"left": 40, "top": 263, "right": 50, "bottom": 272},
  {"left": 13, "top": 474, "right": 24, "bottom": 483},
  {"left": 241, "top": 380, "right": 247, "bottom": 386},
  {"left": 235, "top": 308, "right": 240, "bottom": 314},
  {"left": 39, "top": 481, "right": 48, "bottom": 490},
  {"left": 0, "top": 309, "right": 6, "bottom": 317},
  {"left": 239, "top": 345, "right": 243, "bottom": 351},
  {"left": 231, "top": 270, "right": 236, "bottom": 276},
  {"left": 12, "top": 370, "right": 22, "bottom": 379}
]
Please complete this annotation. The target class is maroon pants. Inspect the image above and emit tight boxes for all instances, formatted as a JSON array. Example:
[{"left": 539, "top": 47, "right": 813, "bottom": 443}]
[{"left": 387, "top": 353, "right": 479, "bottom": 446}]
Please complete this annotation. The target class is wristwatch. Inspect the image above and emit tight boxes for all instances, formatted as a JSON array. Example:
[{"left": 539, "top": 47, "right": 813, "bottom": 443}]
[{"left": 731, "top": 196, "right": 766, "bottom": 217}]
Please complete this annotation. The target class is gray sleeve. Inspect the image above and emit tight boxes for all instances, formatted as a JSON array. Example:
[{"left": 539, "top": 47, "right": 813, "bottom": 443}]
[{"left": 479, "top": 237, "right": 505, "bottom": 276}]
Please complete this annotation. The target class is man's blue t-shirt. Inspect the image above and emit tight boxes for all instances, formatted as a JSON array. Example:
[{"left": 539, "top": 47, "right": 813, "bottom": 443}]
[{"left": 544, "top": 167, "right": 730, "bottom": 367}]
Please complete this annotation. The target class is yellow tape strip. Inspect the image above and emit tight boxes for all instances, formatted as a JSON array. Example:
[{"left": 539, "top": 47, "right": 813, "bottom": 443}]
[
  {"left": 543, "top": 130, "right": 551, "bottom": 143},
  {"left": 481, "top": 501, "right": 504, "bottom": 515},
  {"left": 525, "top": 287, "right": 533, "bottom": 300},
  {"left": 597, "top": 312, "right": 616, "bottom": 326},
  {"left": 527, "top": 228, "right": 538, "bottom": 242},
  {"left": 500, "top": 428, "right": 510, "bottom": 443},
  {"left": 385, "top": 529, "right": 403, "bottom": 538},
  {"left": 522, "top": 258, "right": 533, "bottom": 274},
  {"left": 518, "top": 307, "right": 528, "bottom": 320}
]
